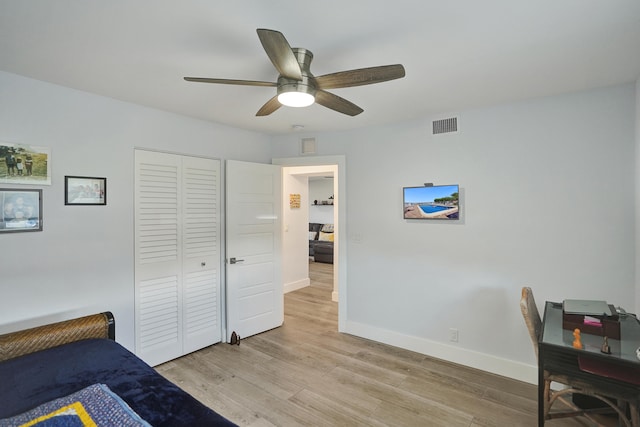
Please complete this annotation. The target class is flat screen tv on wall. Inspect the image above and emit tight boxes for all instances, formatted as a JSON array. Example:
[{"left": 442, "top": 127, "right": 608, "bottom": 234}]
[{"left": 403, "top": 184, "right": 459, "bottom": 220}]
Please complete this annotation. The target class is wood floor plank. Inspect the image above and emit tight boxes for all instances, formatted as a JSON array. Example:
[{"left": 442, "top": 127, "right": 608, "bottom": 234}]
[
  {"left": 214, "top": 374, "right": 321, "bottom": 426},
  {"left": 373, "top": 399, "right": 472, "bottom": 427},
  {"left": 157, "top": 261, "right": 618, "bottom": 426},
  {"left": 288, "top": 388, "right": 388, "bottom": 427},
  {"left": 326, "top": 365, "right": 471, "bottom": 423},
  {"left": 304, "top": 342, "right": 408, "bottom": 387}
]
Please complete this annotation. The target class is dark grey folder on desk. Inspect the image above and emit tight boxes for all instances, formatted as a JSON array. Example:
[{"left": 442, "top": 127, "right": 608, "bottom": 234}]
[{"left": 562, "top": 299, "right": 613, "bottom": 316}]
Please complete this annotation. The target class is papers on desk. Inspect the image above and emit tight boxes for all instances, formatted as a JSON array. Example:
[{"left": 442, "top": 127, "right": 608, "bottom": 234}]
[
  {"left": 583, "top": 316, "right": 602, "bottom": 327},
  {"left": 562, "top": 299, "right": 613, "bottom": 316}
]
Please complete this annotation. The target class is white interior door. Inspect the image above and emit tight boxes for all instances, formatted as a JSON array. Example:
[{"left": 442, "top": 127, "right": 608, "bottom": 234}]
[
  {"left": 181, "top": 155, "right": 222, "bottom": 353},
  {"left": 135, "top": 150, "right": 183, "bottom": 365},
  {"left": 226, "top": 160, "right": 283, "bottom": 341}
]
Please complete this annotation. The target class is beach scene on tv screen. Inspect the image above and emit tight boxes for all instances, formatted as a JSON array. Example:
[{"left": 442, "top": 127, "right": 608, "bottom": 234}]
[{"left": 403, "top": 185, "right": 459, "bottom": 219}]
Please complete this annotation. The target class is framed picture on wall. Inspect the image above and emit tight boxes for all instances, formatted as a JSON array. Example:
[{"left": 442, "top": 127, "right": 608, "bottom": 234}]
[
  {"left": 1, "top": 142, "right": 52, "bottom": 185},
  {"left": 65, "top": 176, "right": 107, "bottom": 205},
  {"left": 0, "top": 188, "right": 43, "bottom": 233}
]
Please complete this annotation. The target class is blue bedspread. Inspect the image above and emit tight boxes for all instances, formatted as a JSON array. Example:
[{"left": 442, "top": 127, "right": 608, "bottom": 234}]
[{"left": 0, "top": 339, "right": 237, "bottom": 427}]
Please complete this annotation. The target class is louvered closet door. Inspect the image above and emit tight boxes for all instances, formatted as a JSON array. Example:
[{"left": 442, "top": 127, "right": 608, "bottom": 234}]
[
  {"left": 182, "top": 155, "right": 221, "bottom": 353},
  {"left": 134, "top": 150, "right": 221, "bottom": 366}
]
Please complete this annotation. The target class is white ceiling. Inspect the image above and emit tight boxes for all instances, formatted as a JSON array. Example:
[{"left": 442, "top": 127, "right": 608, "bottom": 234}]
[{"left": 1, "top": 1, "right": 639, "bottom": 135}]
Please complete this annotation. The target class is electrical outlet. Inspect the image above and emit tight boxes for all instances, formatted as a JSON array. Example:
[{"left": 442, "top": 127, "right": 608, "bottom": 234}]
[{"left": 449, "top": 328, "right": 459, "bottom": 343}]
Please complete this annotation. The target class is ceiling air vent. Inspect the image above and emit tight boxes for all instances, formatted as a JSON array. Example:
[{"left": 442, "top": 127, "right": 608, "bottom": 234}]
[{"left": 432, "top": 117, "right": 458, "bottom": 135}]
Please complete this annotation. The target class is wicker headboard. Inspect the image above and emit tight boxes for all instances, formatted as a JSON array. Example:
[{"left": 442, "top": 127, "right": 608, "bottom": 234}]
[{"left": 0, "top": 312, "right": 115, "bottom": 362}]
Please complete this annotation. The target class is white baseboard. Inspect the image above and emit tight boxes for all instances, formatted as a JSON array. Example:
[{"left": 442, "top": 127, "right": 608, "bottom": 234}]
[
  {"left": 284, "top": 278, "right": 310, "bottom": 294},
  {"left": 345, "top": 320, "right": 537, "bottom": 384}
]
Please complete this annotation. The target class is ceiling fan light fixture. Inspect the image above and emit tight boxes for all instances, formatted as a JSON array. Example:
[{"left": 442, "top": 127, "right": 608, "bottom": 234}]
[
  {"left": 278, "top": 90, "right": 315, "bottom": 107},
  {"left": 185, "top": 29, "right": 406, "bottom": 117},
  {"left": 277, "top": 76, "right": 316, "bottom": 108}
]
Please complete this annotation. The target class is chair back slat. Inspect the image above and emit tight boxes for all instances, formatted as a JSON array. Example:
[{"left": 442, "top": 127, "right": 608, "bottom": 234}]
[{"left": 520, "top": 287, "right": 542, "bottom": 360}]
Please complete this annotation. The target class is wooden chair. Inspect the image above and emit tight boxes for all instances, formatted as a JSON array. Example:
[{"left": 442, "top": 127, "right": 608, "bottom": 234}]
[{"left": 520, "top": 287, "right": 637, "bottom": 427}]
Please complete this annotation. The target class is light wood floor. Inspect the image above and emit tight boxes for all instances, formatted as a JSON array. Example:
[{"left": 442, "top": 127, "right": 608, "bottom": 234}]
[{"left": 157, "top": 261, "right": 613, "bottom": 427}]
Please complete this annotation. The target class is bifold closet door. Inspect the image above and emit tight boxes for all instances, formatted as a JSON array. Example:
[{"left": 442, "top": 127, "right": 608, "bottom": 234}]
[{"left": 134, "top": 150, "right": 221, "bottom": 366}]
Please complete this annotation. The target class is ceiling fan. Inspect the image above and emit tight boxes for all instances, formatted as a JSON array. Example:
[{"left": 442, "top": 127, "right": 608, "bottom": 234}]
[{"left": 184, "top": 29, "right": 406, "bottom": 117}]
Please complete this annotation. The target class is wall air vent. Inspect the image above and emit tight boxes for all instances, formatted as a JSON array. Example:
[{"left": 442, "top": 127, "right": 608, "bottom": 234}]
[
  {"left": 432, "top": 117, "right": 458, "bottom": 135},
  {"left": 300, "top": 137, "right": 316, "bottom": 155}
]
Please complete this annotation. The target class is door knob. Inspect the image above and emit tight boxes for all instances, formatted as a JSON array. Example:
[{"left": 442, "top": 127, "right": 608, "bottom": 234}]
[
  {"left": 229, "top": 257, "right": 245, "bottom": 264},
  {"left": 201, "top": 262, "right": 206, "bottom": 267}
]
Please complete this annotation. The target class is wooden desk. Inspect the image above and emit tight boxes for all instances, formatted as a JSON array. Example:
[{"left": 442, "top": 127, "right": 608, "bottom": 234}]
[{"left": 539, "top": 301, "right": 640, "bottom": 426}]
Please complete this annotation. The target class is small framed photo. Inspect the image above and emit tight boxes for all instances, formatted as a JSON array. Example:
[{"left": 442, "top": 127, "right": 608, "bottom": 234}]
[
  {"left": 1, "top": 188, "right": 43, "bottom": 233},
  {"left": 65, "top": 176, "right": 107, "bottom": 205}
]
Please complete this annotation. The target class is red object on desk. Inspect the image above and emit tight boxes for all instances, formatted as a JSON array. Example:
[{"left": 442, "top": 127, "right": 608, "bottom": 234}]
[{"left": 578, "top": 356, "right": 640, "bottom": 385}]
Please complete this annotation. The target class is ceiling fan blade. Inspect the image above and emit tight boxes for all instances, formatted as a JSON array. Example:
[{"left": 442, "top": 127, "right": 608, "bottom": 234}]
[
  {"left": 315, "top": 64, "right": 405, "bottom": 89},
  {"left": 315, "top": 90, "right": 363, "bottom": 116},
  {"left": 256, "top": 29, "right": 302, "bottom": 81},
  {"left": 256, "top": 96, "right": 282, "bottom": 116},
  {"left": 184, "top": 77, "right": 276, "bottom": 87}
]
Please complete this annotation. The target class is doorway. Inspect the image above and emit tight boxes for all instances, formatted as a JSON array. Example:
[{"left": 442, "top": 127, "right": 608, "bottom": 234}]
[{"left": 273, "top": 155, "right": 347, "bottom": 333}]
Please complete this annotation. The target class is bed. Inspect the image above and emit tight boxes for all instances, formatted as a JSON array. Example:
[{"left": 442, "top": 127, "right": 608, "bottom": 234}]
[{"left": 0, "top": 312, "right": 237, "bottom": 426}]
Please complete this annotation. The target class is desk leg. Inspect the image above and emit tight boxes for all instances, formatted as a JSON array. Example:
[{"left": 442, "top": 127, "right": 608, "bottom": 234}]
[{"left": 538, "top": 358, "right": 545, "bottom": 426}]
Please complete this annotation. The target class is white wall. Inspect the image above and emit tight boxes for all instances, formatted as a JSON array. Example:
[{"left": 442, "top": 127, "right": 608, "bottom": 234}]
[
  {"left": 282, "top": 173, "right": 310, "bottom": 293},
  {"left": 0, "top": 71, "right": 272, "bottom": 351},
  {"left": 271, "top": 84, "right": 637, "bottom": 382},
  {"left": 309, "top": 178, "right": 335, "bottom": 224}
]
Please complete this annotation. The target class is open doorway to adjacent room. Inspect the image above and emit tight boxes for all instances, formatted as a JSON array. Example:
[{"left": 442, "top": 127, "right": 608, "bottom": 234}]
[
  {"left": 277, "top": 154, "right": 347, "bottom": 333},
  {"left": 281, "top": 166, "right": 337, "bottom": 299},
  {"left": 307, "top": 174, "right": 336, "bottom": 299}
]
